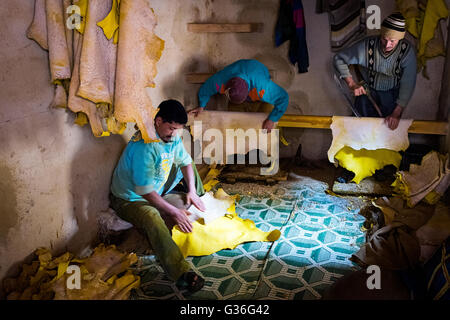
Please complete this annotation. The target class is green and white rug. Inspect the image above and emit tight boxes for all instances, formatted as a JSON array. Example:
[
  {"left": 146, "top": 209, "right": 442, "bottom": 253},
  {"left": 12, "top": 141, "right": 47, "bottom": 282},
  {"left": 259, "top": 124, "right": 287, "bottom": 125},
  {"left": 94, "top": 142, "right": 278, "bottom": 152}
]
[{"left": 130, "top": 177, "right": 367, "bottom": 300}]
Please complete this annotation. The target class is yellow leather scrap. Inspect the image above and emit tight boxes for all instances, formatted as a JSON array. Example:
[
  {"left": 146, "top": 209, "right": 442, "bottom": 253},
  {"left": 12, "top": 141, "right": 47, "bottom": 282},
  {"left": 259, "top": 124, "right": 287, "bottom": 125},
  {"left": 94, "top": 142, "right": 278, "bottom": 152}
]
[
  {"left": 335, "top": 146, "right": 402, "bottom": 184},
  {"left": 97, "top": 0, "right": 121, "bottom": 44},
  {"left": 202, "top": 167, "right": 223, "bottom": 192},
  {"left": 3, "top": 244, "right": 140, "bottom": 300},
  {"left": 74, "top": 112, "right": 88, "bottom": 126},
  {"left": 278, "top": 127, "right": 290, "bottom": 146},
  {"left": 172, "top": 190, "right": 281, "bottom": 257},
  {"left": 204, "top": 179, "right": 219, "bottom": 192}
]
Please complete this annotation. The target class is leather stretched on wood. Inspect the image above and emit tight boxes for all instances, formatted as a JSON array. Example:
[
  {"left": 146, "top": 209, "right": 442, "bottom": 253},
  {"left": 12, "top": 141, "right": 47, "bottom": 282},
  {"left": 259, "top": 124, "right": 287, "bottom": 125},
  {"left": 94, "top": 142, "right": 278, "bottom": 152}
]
[
  {"left": 187, "top": 110, "right": 276, "bottom": 164},
  {"left": 114, "top": 0, "right": 165, "bottom": 142}
]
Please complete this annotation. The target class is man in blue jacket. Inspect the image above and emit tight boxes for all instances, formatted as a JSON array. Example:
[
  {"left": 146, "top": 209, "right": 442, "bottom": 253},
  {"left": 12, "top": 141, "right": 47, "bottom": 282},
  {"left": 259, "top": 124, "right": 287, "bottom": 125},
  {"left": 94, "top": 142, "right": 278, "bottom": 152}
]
[{"left": 189, "top": 59, "right": 289, "bottom": 133}]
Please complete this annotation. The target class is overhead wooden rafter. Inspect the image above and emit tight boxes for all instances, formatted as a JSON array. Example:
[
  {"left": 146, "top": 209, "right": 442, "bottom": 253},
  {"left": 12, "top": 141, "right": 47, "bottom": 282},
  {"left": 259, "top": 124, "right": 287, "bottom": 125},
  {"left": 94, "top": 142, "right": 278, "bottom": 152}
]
[
  {"left": 187, "top": 23, "right": 262, "bottom": 33},
  {"left": 186, "top": 70, "right": 277, "bottom": 84}
]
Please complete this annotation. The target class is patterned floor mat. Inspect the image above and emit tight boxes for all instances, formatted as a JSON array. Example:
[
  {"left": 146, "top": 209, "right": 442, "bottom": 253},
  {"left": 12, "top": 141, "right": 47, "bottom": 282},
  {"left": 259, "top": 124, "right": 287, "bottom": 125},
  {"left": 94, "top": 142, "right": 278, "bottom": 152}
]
[{"left": 129, "top": 177, "right": 367, "bottom": 300}]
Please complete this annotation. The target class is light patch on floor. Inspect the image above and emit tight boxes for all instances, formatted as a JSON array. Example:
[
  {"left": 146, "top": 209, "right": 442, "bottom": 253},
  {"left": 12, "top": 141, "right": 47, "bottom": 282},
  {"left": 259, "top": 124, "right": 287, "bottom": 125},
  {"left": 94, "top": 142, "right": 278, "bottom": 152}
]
[{"left": 128, "top": 174, "right": 369, "bottom": 300}]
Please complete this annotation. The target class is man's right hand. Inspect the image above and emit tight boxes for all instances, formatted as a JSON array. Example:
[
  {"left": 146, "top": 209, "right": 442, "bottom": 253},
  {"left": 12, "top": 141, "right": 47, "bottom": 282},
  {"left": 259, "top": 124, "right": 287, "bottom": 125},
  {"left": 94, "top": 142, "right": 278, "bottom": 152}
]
[
  {"left": 170, "top": 208, "right": 193, "bottom": 233},
  {"left": 187, "top": 107, "right": 203, "bottom": 117},
  {"left": 345, "top": 77, "right": 366, "bottom": 96}
]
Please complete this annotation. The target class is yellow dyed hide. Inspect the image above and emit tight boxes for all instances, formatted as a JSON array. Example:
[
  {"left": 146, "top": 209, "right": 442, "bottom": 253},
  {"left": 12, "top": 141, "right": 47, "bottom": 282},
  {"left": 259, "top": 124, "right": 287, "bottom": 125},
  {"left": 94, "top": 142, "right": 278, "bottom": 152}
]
[
  {"left": 335, "top": 146, "right": 402, "bottom": 184},
  {"left": 172, "top": 190, "right": 281, "bottom": 258}
]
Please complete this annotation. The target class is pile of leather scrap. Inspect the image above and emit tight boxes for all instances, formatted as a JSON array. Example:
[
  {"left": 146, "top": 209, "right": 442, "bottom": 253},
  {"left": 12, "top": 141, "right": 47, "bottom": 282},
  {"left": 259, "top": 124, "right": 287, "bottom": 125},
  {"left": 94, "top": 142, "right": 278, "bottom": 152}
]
[
  {"left": 351, "top": 196, "right": 450, "bottom": 269},
  {"left": 27, "top": 0, "right": 164, "bottom": 141},
  {"left": 392, "top": 151, "right": 450, "bottom": 208},
  {"left": 2, "top": 244, "right": 140, "bottom": 300}
]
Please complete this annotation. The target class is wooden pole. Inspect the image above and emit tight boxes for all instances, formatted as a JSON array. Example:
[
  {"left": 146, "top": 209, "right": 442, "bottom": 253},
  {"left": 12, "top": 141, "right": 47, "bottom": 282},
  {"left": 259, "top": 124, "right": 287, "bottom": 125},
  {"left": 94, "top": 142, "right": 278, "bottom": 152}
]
[
  {"left": 187, "top": 23, "right": 262, "bottom": 33},
  {"left": 277, "top": 115, "right": 448, "bottom": 135}
]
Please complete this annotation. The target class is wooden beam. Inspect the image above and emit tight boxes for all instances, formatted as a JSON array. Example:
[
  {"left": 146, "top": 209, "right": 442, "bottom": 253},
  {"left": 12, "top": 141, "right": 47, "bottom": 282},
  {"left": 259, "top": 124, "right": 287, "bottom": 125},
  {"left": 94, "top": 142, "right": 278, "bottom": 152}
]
[
  {"left": 187, "top": 23, "right": 262, "bottom": 33},
  {"left": 186, "top": 70, "right": 277, "bottom": 84},
  {"left": 186, "top": 73, "right": 212, "bottom": 84},
  {"left": 277, "top": 115, "right": 448, "bottom": 135}
]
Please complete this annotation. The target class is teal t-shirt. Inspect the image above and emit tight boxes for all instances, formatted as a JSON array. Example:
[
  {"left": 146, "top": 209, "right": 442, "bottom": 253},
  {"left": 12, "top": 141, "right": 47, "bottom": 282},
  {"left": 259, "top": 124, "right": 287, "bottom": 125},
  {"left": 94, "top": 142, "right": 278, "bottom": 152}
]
[{"left": 111, "top": 132, "right": 192, "bottom": 202}]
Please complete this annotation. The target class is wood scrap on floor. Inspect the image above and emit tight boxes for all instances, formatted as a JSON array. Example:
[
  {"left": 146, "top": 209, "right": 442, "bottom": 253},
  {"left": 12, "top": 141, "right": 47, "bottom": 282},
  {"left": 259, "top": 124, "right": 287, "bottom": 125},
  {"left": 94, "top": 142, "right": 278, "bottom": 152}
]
[
  {"left": 218, "top": 165, "right": 288, "bottom": 185},
  {"left": 332, "top": 177, "right": 394, "bottom": 196}
]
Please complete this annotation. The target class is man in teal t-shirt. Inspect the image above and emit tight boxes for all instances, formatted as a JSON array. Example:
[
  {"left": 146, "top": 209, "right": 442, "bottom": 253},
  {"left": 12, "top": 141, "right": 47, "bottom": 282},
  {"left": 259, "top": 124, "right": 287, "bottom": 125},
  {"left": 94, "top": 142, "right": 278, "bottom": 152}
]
[
  {"left": 189, "top": 59, "right": 289, "bottom": 132},
  {"left": 110, "top": 99, "right": 205, "bottom": 292}
]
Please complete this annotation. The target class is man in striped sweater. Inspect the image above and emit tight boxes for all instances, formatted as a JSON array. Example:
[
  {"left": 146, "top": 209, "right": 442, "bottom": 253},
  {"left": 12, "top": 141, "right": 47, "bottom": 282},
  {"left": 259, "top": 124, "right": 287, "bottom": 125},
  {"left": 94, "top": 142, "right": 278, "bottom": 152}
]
[{"left": 333, "top": 13, "right": 417, "bottom": 130}]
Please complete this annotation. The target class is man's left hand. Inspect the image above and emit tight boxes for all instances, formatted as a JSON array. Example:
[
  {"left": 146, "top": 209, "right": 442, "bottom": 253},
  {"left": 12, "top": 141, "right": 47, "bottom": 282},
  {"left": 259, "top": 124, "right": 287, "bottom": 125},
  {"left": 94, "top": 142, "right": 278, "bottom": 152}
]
[
  {"left": 186, "top": 191, "right": 205, "bottom": 212},
  {"left": 262, "top": 119, "right": 275, "bottom": 133},
  {"left": 385, "top": 105, "right": 404, "bottom": 130}
]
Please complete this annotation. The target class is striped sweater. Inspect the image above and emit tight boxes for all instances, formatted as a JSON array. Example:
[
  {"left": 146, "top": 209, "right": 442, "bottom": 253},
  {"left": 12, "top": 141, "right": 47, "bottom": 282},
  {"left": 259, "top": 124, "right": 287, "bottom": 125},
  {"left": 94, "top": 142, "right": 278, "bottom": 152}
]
[{"left": 333, "top": 36, "right": 417, "bottom": 107}]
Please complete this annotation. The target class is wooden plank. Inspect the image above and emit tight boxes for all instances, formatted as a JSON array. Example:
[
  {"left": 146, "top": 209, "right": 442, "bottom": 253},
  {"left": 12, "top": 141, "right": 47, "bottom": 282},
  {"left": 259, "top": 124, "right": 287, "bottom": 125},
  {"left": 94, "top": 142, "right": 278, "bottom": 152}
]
[
  {"left": 186, "top": 73, "right": 212, "bottom": 84},
  {"left": 186, "top": 69, "right": 277, "bottom": 84},
  {"left": 332, "top": 177, "right": 393, "bottom": 196},
  {"left": 187, "top": 23, "right": 261, "bottom": 33},
  {"left": 277, "top": 115, "right": 448, "bottom": 135}
]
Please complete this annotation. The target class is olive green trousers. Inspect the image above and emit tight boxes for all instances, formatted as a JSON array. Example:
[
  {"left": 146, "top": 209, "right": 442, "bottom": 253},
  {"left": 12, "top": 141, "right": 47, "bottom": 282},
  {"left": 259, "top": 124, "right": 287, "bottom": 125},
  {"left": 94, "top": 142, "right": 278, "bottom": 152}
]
[{"left": 109, "top": 163, "right": 205, "bottom": 281}]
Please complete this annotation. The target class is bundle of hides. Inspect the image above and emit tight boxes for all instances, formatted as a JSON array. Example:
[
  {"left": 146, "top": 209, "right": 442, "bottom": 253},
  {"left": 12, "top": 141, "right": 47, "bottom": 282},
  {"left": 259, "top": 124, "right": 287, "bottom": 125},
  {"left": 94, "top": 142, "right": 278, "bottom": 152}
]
[
  {"left": 396, "top": 0, "right": 449, "bottom": 78},
  {"left": 353, "top": 196, "right": 450, "bottom": 268},
  {"left": 172, "top": 188, "right": 281, "bottom": 257},
  {"left": 328, "top": 116, "right": 413, "bottom": 184},
  {"left": 392, "top": 151, "right": 450, "bottom": 207},
  {"left": 2, "top": 244, "right": 140, "bottom": 300},
  {"left": 27, "top": 0, "right": 165, "bottom": 141}
]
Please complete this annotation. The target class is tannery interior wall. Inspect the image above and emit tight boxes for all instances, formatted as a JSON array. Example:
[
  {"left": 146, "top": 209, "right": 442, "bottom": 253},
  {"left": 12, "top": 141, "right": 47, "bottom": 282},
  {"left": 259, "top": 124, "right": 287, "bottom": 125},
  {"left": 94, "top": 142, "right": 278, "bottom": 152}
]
[{"left": 0, "top": 0, "right": 449, "bottom": 292}]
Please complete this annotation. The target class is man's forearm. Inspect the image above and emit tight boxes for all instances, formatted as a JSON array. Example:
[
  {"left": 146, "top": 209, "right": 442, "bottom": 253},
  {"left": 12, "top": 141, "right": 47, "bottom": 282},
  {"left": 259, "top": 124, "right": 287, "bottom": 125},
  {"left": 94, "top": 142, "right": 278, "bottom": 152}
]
[
  {"left": 181, "top": 164, "right": 196, "bottom": 193},
  {"left": 143, "top": 191, "right": 177, "bottom": 215}
]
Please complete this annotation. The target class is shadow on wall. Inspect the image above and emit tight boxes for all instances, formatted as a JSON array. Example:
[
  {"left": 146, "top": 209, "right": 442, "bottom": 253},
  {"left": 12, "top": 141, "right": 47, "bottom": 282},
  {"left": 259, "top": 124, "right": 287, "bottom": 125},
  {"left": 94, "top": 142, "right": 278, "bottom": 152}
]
[
  {"left": 0, "top": 164, "right": 19, "bottom": 248},
  {"left": 66, "top": 121, "right": 127, "bottom": 256},
  {"left": 161, "top": 55, "right": 210, "bottom": 109},
  {"left": 234, "top": 0, "right": 280, "bottom": 49}
]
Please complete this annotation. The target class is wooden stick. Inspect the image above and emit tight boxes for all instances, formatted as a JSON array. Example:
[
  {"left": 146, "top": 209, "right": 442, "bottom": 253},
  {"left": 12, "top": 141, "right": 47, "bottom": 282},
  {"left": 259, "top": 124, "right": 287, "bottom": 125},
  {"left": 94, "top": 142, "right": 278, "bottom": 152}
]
[{"left": 187, "top": 23, "right": 261, "bottom": 33}]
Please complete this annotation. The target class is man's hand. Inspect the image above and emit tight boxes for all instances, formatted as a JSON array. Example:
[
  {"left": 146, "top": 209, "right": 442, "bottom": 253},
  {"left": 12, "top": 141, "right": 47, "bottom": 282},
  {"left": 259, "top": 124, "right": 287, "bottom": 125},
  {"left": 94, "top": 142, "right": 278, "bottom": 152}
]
[
  {"left": 345, "top": 77, "right": 366, "bottom": 96},
  {"left": 385, "top": 105, "right": 404, "bottom": 130},
  {"left": 186, "top": 191, "right": 205, "bottom": 212},
  {"left": 169, "top": 208, "right": 194, "bottom": 233},
  {"left": 262, "top": 119, "right": 275, "bottom": 133},
  {"left": 187, "top": 107, "right": 203, "bottom": 117}
]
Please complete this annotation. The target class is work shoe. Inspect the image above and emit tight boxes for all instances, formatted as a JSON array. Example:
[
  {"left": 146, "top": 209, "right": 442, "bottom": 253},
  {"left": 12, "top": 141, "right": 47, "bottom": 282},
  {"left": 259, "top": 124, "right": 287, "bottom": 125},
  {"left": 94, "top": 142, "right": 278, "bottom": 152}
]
[
  {"left": 374, "top": 165, "right": 397, "bottom": 183},
  {"left": 176, "top": 271, "right": 205, "bottom": 293},
  {"left": 336, "top": 168, "right": 355, "bottom": 183}
]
